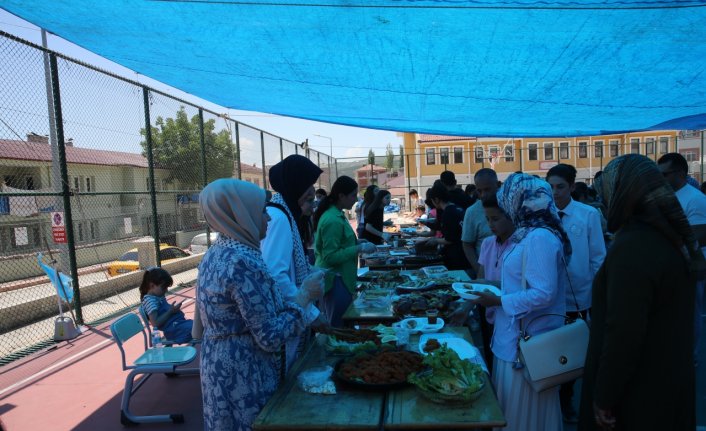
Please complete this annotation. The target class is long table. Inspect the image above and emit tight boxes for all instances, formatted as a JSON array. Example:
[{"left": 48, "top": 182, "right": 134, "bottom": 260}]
[
  {"left": 253, "top": 326, "right": 506, "bottom": 431},
  {"left": 342, "top": 270, "right": 472, "bottom": 328}
]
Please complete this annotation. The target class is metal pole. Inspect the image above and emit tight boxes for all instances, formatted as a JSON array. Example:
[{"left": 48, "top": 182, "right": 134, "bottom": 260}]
[
  {"left": 142, "top": 87, "right": 161, "bottom": 266},
  {"left": 696, "top": 130, "right": 704, "bottom": 182},
  {"left": 49, "top": 54, "right": 82, "bottom": 324},
  {"left": 42, "top": 30, "right": 70, "bottom": 274},
  {"left": 335, "top": 159, "right": 338, "bottom": 180},
  {"left": 279, "top": 137, "right": 284, "bottom": 161},
  {"left": 317, "top": 152, "right": 322, "bottom": 189},
  {"left": 198, "top": 109, "right": 211, "bottom": 248},
  {"left": 234, "top": 122, "right": 242, "bottom": 179},
  {"left": 405, "top": 154, "right": 412, "bottom": 211},
  {"left": 260, "top": 131, "right": 267, "bottom": 189}
]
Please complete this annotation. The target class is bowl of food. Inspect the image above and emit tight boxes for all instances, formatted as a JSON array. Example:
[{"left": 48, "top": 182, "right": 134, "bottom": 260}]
[{"left": 408, "top": 345, "right": 486, "bottom": 405}]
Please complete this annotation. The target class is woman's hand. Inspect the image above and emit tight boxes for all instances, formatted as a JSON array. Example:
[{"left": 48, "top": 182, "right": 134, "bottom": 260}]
[
  {"left": 471, "top": 290, "right": 501, "bottom": 307},
  {"left": 302, "top": 271, "right": 325, "bottom": 301},
  {"left": 593, "top": 403, "right": 616, "bottom": 430}
]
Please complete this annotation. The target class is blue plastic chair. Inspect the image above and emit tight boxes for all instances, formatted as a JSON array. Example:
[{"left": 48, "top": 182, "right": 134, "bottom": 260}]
[{"left": 110, "top": 313, "right": 199, "bottom": 426}]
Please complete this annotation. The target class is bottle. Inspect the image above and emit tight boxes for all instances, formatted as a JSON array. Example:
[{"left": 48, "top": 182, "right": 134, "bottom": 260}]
[{"left": 151, "top": 327, "right": 163, "bottom": 348}]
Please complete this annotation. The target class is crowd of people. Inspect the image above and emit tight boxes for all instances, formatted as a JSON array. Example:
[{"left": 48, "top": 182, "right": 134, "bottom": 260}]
[{"left": 139, "top": 152, "right": 702, "bottom": 431}]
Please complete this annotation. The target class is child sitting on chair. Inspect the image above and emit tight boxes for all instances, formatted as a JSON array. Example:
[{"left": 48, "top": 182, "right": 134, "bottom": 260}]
[{"left": 139, "top": 267, "right": 193, "bottom": 344}]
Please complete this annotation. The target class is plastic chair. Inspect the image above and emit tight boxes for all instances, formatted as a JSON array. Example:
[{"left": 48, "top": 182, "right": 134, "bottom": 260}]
[{"left": 110, "top": 313, "right": 199, "bottom": 426}]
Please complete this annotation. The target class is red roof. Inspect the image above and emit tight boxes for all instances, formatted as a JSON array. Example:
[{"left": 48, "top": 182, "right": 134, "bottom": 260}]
[
  {"left": 418, "top": 134, "right": 476, "bottom": 143},
  {"left": 355, "top": 164, "right": 388, "bottom": 173},
  {"left": 0, "top": 139, "right": 148, "bottom": 168},
  {"left": 381, "top": 174, "right": 406, "bottom": 188},
  {"left": 240, "top": 163, "right": 263, "bottom": 175}
]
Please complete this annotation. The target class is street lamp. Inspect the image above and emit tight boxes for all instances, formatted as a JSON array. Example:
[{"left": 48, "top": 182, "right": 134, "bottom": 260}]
[{"left": 313, "top": 134, "right": 333, "bottom": 158}]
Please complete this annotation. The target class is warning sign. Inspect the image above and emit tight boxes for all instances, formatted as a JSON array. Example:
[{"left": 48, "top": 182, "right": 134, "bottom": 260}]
[{"left": 51, "top": 211, "right": 67, "bottom": 243}]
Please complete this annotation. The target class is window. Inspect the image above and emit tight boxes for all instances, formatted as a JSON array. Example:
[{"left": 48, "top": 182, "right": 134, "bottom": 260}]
[
  {"left": 559, "top": 141, "right": 569, "bottom": 159},
  {"left": 453, "top": 147, "right": 463, "bottom": 164},
  {"left": 504, "top": 145, "right": 514, "bottom": 162},
  {"left": 528, "top": 143, "right": 538, "bottom": 161},
  {"left": 659, "top": 137, "right": 669, "bottom": 154},
  {"left": 440, "top": 147, "right": 450, "bottom": 165},
  {"left": 85, "top": 177, "right": 92, "bottom": 192},
  {"left": 474, "top": 147, "right": 484, "bottom": 163},
  {"left": 630, "top": 138, "right": 640, "bottom": 154},
  {"left": 645, "top": 137, "right": 655, "bottom": 155},
  {"left": 162, "top": 179, "right": 169, "bottom": 191},
  {"left": 684, "top": 151, "right": 697, "bottom": 162},
  {"left": 426, "top": 148, "right": 436, "bottom": 165},
  {"left": 89, "top": 220, "right": 98, "bottom": 240},
  {"left": 609, "top": 140, "right": 620, "bottom": 157},
  {"left": 578, "top": 141, "right": 588, "bottom": 158},
  {"left": 74, "top": 177, "right": 80, "bottom": 192},
  {"left": 543, "top": 142, "right": 554, "bottom": 160},
  {"left": 145, "top": 177, "right": 150, "bottom": 191},
  {"left": 77, "top": 222, "right": 84, "bottom": 242},
  {"left": 594, "top": 141, "right": 604, "bottom": 158}
]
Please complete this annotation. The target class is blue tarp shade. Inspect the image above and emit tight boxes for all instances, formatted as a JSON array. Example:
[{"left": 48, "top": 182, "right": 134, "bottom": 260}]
[{"left": 3, "top": 1, "right": 706, "bottom": 137}]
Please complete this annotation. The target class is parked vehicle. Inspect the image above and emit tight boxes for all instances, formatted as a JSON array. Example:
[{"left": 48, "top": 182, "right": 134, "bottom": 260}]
[
  {"left": 189, "top": 232, "right": 219, "bottom": 254},
  {"left": 107, "top": 245, "right": 191, "bottom": 276}
]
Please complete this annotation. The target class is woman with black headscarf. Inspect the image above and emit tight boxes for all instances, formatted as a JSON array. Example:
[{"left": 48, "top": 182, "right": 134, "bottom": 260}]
[
  {"left": 578, "top": 154, "right": 702, "bottom": 431},
  {"left": 261, "top": 155, "right": 327, "bottom": 370}
]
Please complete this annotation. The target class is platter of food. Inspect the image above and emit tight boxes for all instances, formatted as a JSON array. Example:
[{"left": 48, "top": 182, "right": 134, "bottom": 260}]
[
  {"left": 335, "top": 350, "right": 424, "bottom": 389},
  {"left": 418, "top": 333, "right": 478, "bottom": 361},
  {"left": 392, "top": 317, "right": 445, "bottom": 334},
  {"left": 408, "top": 345, "right": 485, "bottom": 404},
  {"left": 395, "top": 278, "right": 436, "bottom": 292},
  {"left": 421, "top": 265, "right": 449, "bottom": 279},
  {"left": 452, "top": 282, "right": 501, "bottom": 300},
  {"left": 392, "top": 290, "right": 460, "bottom": 318}
]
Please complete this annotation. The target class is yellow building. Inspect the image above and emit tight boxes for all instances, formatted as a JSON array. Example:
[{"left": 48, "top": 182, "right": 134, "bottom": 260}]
[{"left": 402, "top": 131, "right": 679, "bottom": 190}]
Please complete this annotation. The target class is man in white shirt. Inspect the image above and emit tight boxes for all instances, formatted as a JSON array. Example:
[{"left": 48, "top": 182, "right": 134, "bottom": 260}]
[
  {"left": 547, "top": 163, "right": 606, "bottom": 424},
  {"left": 658, "top": 153, "right": 706, "bottom": 368}
]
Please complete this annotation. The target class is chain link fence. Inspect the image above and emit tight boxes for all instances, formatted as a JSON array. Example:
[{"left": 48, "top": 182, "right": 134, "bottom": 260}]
[{"left": 0, "top": 31, "right": 336, "bottom": 364}]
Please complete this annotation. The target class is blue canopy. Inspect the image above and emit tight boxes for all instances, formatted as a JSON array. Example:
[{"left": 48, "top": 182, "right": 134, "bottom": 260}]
[{"left": 3, "top": 1, "right": 706, "bottom": 137}]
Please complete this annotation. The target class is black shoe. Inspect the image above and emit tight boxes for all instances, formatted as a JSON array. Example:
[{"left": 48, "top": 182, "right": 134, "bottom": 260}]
[{"left": 562, "top": 412, "right": 579, "bottom": 424}]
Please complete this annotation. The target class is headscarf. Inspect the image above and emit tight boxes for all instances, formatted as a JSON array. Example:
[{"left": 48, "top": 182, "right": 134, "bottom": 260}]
[
  {"left": 199, "top": 178, "right": 266, "bottom": 250},
  {"left": 268, "top": 155, "right": 323, "bottom": 221},
  {"left": 497, "top": 173, "right": 572, "bottom": 259},
  {"left": 596, "top": 154, "right": 706, "bottom": 273}
]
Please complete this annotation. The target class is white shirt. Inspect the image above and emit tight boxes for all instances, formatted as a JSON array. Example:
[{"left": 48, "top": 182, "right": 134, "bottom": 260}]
[
  {"left": 261, "top": 207, "right": 320, "bottom": 367},
  {"left": 558, "top": 199, "right": 606, "bottom": 311},
  {"left": 675, "top": 183, "right": 706, "bottom": 258},
  {"left": 491, "top": 228, "right": 567, "bottom": 362}
]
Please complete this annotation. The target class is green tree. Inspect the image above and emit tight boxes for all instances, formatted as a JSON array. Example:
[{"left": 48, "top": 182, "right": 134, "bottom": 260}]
[
  {"left": 385, "top": 143, "right": 395, "bottom": 171},
  {"left": 399, "top": 145, "right": 405, "bottom": 169},
  {"left": 368, "top": 149, "right": 376, "bottom": 166},
  {"left": 140, "top": 107, "right": 235, "bottom": 189}
]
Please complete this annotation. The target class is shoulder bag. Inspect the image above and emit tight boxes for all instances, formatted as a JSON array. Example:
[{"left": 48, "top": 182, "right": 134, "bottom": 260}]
[{"left": 516, "top": 247, "right": 589, "bottom": 392}]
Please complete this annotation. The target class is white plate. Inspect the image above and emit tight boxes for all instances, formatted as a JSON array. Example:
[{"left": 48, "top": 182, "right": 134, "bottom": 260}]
[
  {"left": 418, "top": 334, "right": 479, "bottom": 361},
  {"left": 452, "top": 282, "right": 501, "bottom": 300},
  {"left": 393, "top": 317, "right": 444, "bottom": 334},
  {"left": 389, "top": 250, "right": 410, "bottom": 256},
  {"left": 357, "top": 267, "right": 370, "bottom": 277}
]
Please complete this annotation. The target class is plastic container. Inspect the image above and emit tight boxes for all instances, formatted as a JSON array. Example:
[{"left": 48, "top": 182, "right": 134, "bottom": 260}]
[{"left": 151, "top": 327, "right": 163, "bottom": 348}]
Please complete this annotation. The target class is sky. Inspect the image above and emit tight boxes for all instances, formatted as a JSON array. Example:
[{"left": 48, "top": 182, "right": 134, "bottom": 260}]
[{"left": 0, "top": 10, "right": 402, "bottom": 160}]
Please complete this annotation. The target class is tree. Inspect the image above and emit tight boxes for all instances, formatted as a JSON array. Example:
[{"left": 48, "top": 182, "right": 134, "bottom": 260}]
[
  {"left": 368, "top": 149, "right": 376, "bottom": 166},
  {"left": 399, "top": 145, "right": 405, "bottom": 169},
  {"left": 385, "top": 143, "right": 395, "bottom": 171},
  {"left": 140, "top": 107, "right": 235, "bottom": 189}
]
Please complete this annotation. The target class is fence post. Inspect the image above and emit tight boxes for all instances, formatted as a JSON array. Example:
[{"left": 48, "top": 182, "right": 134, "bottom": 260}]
[
  {"left": 49, "top": 54, "right": 83, "bottom": 324},
  {"left": 406, "top": 154, "right": 412, "bottom": 211},
  {"left": 317, "top": 152, "right": 322, "bottom": 188},
  {"left": 279, "top": 137, "right": 284, "bottom": 161},
  {"left": 142, "top": 87, "right": 161, "bottom": 266},
  {"left": 260, "top": 131, "right": 267, "bottom": 188},
  {"left": 335, "top": 159, "right": 338, "bottom": 180},
  {"left": 198, "top": 109, "right": 211, "bottom": 247},
  {"left": 234, "top": 122, "right": 242, "bottom": 179}
]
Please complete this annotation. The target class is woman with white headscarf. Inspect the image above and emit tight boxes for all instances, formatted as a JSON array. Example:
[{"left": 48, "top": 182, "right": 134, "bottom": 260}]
[
  {"left": 472, "top": 173, "right": 571, "bottom": 431},
  {"left": 197, "top": 178, "right": 323, "bottom": 431}
]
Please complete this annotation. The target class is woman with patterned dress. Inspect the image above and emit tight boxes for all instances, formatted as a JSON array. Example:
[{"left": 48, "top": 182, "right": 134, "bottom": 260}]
[
  {"left": 472, "top": 173, "right": 571, "bottom": 431},
  {"left": 197, "top": 178, "right": 323, "bottom": 431}
]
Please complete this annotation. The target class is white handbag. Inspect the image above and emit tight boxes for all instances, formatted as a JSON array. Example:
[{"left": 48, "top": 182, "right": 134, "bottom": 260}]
[{"left": 516, "top": 249, "right": 589, "bottom": 392}]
